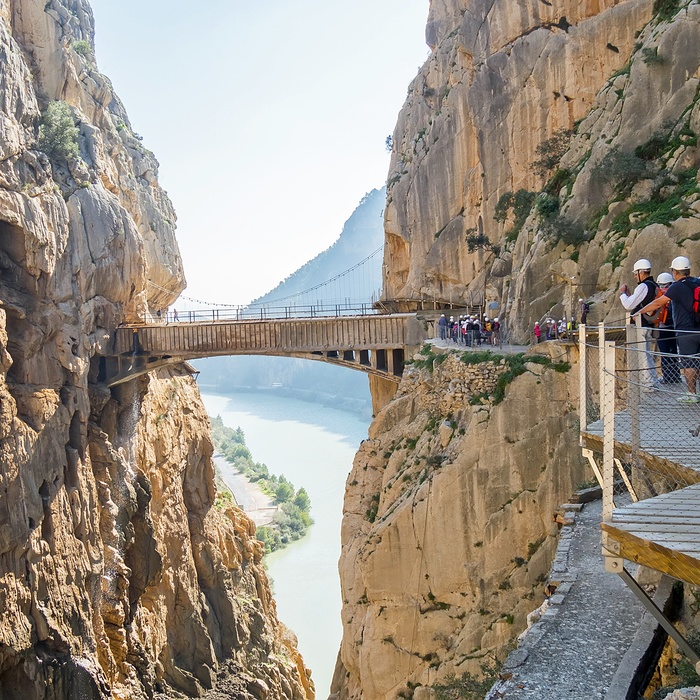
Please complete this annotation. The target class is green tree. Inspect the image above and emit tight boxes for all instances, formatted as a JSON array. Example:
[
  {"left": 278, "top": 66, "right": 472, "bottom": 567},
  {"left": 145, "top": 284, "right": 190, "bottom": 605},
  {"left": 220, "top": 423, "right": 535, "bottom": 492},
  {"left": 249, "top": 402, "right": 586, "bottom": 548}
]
[
  {"left": 274, "top": 480, "right": 295, "bottom": 504},
  {"left": 37, "top": 101, "right": 80, "bottom": 161},
  {"left": 293, "top": 487, "right": 311, "bottom": 512}
]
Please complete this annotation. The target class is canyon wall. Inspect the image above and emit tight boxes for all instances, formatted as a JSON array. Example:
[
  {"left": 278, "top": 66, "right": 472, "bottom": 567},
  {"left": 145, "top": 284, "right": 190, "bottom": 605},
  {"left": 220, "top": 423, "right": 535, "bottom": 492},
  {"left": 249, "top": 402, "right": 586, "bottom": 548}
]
[
  {"left": 333, "top": 346, "right": 587, "bottom": 699},
  {"left": 383, "top": 0, "right": 700, "bottom": 340},
  {"left": 335, "top": 1, "right": 700, "bottom": 698},
  {"left": 0, "top": 1, "right": 311, "bottom": 698}
]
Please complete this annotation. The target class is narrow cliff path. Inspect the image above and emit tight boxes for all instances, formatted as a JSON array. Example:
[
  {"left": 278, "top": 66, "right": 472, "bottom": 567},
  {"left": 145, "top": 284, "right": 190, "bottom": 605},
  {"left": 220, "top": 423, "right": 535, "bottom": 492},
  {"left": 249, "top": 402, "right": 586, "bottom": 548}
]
[{"left": 489, "top": 500, "right": 646, "bottom": 699}]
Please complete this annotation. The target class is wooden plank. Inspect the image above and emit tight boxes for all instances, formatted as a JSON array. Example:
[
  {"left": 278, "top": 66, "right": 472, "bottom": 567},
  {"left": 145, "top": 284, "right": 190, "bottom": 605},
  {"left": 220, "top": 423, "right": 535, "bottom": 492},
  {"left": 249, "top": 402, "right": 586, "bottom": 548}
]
[
  {"left": 615, "top": 523, "right": 700, "bottom": 535},
  {"left": 602, "top": 523, "right": 700, "bottom": 586}
]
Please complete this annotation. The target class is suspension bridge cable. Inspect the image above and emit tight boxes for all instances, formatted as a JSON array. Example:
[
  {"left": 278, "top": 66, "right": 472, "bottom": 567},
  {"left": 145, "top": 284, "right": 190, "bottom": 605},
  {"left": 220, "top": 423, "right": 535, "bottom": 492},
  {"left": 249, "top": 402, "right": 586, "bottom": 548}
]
[{"left": 146, "top": 245, "right": 384, "bottom": 309}]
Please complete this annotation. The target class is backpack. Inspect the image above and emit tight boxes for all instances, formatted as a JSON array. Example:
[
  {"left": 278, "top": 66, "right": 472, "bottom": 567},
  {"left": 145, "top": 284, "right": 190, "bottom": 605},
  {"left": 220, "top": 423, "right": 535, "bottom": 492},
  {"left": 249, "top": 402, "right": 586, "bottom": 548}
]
[
  {"left": 690, "top": 278, "right": 700, "bottom": 325},
  {"left": 645, "top": 287, "right": 668, "bottom": 327}
]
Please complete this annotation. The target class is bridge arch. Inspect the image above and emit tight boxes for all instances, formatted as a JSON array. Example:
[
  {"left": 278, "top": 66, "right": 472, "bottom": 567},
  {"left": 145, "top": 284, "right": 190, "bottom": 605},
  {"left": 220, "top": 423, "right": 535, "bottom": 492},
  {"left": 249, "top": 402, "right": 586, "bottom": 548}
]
[{"left": 98, "top": 314, "right": 428, "bottom": 388}]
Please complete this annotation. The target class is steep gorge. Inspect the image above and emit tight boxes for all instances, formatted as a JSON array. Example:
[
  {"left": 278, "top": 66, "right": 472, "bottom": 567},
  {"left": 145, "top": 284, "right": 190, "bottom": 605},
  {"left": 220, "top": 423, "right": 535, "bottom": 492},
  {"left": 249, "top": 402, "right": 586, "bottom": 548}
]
[
  {"left": 0, "top": 1, "right": 311, "bottom": 698},
  {"left": 334, "top": 0, "right": 700, "bottom": 698},
  {"left": 3, "top": 0, "right": 700, "bottom": 699}
]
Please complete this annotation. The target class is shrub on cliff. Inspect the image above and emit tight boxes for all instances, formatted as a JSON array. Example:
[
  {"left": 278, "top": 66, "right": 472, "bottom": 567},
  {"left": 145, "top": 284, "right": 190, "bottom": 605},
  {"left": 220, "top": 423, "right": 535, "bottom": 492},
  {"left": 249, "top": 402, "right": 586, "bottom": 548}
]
[
  {"left": 593, "top": 147, "right": 648, "bottom": 193},
  {"left": 37, "top": 101, "right": 80, "bottom": 161},
  {"left": 533, "top": 129, "right": 573, "bottom": 177}
]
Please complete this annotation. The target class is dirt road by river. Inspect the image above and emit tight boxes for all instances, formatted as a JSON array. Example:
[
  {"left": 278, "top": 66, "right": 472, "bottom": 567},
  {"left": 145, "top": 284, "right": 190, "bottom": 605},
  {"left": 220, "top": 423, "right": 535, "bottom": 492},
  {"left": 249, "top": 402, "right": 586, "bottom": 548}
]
[{"left": 214, "top": 455, "right": 277, "bottom": 526}]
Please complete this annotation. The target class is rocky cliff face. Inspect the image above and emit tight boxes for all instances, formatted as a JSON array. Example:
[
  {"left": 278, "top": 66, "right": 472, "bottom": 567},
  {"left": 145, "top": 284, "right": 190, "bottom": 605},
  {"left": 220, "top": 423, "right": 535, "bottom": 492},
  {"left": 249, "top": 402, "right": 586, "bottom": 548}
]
[
  {"left": 336, "top": 1, "right": 700, "bottom": 698},
  {"left": 383, "top": 0, "right": 700, "bottom": 338},
  {"left": 333, "top": 346, "right": 587, "bottom": 699},
  {"left": 0, "top": 1, "right": 311, "bottom": 698}
]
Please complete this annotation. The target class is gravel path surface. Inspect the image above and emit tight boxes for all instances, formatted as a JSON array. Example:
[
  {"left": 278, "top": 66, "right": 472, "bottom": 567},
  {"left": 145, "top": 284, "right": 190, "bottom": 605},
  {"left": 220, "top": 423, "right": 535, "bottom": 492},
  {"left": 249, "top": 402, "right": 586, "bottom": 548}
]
[{"left": 490, "top": 500, "right": 646, "bottom": 699}]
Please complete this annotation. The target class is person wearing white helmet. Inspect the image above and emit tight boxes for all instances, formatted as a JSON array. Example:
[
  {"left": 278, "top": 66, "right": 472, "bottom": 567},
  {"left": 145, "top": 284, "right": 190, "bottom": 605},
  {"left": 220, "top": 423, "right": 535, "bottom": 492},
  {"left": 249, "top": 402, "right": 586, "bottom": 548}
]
[
  {"left": 619, "top": 258, "right": 660, "bottom": 388},
  {"left": 618, "top": 258, "right": 658, "bottom": 323},
  {"left": 639, "top": 256, "right": 700, "bottom": 402},
  {"left": 652, "top": 272, "right": 681, "bottom": 384}
]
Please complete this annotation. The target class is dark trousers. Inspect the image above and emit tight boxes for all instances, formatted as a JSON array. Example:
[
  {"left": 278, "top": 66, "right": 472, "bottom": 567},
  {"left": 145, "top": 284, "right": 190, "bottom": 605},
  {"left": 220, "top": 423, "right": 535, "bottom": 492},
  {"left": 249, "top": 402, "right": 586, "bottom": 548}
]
[{"left": 657, "top": 328, "right": 681, "bottom": 382}]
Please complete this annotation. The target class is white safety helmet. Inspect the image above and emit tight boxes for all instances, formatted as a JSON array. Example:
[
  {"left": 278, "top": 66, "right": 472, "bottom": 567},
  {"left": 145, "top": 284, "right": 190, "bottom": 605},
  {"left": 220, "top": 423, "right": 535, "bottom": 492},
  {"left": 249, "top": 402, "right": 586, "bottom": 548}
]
[
  {"left": 671, "top": 255, "right": 691, "bottom": 271},
  {"left": 657, "top": 272, "right": 674, "bottom": 285},
  {"left": 633, "top": 258, "right": 652, "bottom": 272},
  {"left": 494, "top": 317, "right": 499, "bottom": 322}
]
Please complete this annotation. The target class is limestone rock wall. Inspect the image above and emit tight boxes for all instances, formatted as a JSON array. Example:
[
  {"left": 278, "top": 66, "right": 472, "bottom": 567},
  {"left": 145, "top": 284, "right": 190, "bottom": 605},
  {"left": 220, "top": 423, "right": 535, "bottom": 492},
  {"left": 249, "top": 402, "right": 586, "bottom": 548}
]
[
  {"left": 383, "top": 0, "right": 700, "bottom": 338},
  {"left": 0, "top": 1, "right": 311, "bottom": 698},
  {"left": 333, "top": 346, "right": 587, "bottom": 700}
]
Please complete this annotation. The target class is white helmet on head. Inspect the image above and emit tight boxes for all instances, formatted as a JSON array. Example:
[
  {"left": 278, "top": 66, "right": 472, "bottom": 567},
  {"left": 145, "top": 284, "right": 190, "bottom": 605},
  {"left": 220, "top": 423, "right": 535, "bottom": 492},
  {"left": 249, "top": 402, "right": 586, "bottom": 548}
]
[
  {"left": 671, "top": 255, "right": 691, "bottom": 271},
  {"left": 633, "top": 258, "right": 652, "bottom": 272},
  {"left": 657, "top": 272, "right": 674, "bottom": 285}
]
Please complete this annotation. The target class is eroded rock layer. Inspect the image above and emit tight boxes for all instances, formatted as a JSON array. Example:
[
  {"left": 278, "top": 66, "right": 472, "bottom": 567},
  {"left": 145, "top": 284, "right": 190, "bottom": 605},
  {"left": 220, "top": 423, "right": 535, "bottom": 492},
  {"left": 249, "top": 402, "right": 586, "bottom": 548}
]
[
  {"left": 333, "top": 347, "right": 587, "bottom": 700},
  {"left": 0, "top": 1, "right": 311, "bottom": 698},
  {"left": 383, "top": 0, "right": 700, "bottom": 339}
]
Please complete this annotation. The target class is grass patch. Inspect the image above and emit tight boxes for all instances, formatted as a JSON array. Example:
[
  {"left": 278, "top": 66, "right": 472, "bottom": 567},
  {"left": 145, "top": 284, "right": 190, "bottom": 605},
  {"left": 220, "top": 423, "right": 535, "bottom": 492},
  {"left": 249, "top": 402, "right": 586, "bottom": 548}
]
[
  {"left": 609, "top": 168, "right": 700, "bottom": 237},
  {"left": 433, "top": 665, "right": 501, "bottom": 700}
]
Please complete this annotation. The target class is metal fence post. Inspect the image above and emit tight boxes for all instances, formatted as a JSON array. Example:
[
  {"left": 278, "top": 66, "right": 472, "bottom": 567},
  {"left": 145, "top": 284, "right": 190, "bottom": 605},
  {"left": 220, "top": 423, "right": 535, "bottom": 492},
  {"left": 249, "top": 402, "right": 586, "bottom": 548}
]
[
  {"left": 579, "top": 324, "right": 587, "bottom": 445},
  {"left": 603, "top": 339, "right": 616, "bottom": 523}
]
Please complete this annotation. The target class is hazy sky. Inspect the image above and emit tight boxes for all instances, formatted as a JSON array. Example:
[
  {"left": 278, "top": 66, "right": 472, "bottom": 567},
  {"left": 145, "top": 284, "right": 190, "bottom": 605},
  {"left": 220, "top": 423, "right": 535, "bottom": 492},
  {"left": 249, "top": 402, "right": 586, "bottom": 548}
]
[{"left": 88, "top": 0, "right": 430, "bottom": 306}]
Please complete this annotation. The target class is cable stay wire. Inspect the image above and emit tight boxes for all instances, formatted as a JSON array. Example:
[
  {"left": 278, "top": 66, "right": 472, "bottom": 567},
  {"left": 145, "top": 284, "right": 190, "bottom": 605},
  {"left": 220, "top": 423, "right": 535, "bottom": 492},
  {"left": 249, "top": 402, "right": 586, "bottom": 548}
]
[{"left": 146, "top": 246, "right": 383, "bottom": 310}]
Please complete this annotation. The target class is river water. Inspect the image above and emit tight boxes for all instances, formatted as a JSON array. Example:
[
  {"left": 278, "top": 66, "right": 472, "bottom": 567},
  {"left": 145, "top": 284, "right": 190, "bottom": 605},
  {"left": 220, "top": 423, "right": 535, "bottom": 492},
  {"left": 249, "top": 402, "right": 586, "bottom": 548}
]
[{"left": 200, "top": 391, "right": 370, "bottom": 697}]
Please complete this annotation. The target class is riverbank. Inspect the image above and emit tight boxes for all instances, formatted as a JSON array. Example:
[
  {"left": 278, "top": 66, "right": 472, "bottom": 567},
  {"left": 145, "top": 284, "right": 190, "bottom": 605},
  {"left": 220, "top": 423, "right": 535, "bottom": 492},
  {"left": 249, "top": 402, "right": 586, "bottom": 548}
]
[
  {"left": 201, "top": 390, "right": 370, "bottom": 698},
  {"left": 214, "top": 454, "right": 277, "bottom": 527},
  {"left": 199, "top": 382, "right": 372, "bottom": 419}
]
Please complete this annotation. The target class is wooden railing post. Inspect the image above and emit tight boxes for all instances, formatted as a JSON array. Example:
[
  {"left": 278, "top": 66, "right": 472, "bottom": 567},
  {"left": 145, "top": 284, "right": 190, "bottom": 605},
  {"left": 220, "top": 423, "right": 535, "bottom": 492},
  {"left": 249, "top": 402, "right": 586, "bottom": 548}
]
[
  {"left": 602, "top": 339, "right": 616, "bottom": 523},
  {"left": 627, "top": 318, "right": 642, "bottom": 456}
]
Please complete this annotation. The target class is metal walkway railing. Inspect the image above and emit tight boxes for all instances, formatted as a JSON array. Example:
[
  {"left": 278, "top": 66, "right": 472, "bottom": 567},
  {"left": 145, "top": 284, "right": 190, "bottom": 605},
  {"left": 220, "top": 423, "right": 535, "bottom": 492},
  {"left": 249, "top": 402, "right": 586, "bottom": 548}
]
[{"left": 578, "top": 322, "right": 700, "bottom": 671}]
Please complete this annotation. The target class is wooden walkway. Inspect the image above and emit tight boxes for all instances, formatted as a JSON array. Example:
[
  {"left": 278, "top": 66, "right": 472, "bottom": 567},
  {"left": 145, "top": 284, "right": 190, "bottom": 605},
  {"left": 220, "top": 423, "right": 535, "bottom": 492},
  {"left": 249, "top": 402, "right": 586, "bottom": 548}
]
[
  {"left": 101, "top": 313, "right": 427, "bottom": 386},
  {"left": 582, "top": 388, "right": 700, "bottom": 582},
  {"left": 601, "top": 485, "right": 700, "bottom": 586},
  {"left": 581, "top": 389, "right": 700, "bottom": 484}
]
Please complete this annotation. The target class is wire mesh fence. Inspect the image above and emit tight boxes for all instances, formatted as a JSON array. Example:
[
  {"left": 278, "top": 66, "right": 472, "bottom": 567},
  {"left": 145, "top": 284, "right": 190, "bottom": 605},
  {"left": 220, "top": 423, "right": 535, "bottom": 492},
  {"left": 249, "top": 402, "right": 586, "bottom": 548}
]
[{"left": 580, "top": 322, "right": 700, "bottom": 515}]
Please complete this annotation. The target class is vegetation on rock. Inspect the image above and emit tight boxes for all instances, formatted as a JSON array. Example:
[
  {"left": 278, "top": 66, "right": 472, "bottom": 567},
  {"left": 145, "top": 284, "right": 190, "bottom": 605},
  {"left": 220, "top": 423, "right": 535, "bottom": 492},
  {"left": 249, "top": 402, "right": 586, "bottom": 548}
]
[{"left": 37, "top": 100, "right": 80, "bottom": 161}]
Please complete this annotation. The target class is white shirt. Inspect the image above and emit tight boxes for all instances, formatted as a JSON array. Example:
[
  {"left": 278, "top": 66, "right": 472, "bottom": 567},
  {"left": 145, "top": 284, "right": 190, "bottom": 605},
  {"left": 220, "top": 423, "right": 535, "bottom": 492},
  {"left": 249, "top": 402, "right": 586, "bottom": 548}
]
[{"left": 620, "top": 282, "right": 652, "bottom": 311}]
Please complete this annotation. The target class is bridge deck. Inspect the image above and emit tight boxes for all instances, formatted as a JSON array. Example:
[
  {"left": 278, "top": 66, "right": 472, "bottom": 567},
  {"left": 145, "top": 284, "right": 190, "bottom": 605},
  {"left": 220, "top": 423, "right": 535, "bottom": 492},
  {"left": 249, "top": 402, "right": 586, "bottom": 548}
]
[
  {"left": 102, "top": 313, "right": 427, "bottom": 386},
  {"left": 112, "top": 314, "right": 420, "bottom": 357},
  {"left": 602, "top": 485, "right": 700, "bottom": 586}
]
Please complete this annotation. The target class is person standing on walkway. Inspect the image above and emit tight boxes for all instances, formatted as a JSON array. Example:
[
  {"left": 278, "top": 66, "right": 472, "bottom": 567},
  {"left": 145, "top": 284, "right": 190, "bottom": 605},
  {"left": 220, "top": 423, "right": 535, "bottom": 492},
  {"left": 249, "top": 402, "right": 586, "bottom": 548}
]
[
  {"left": 438, "top": 314, "right": 447, "bottom": 341},
  {"left": 534, "top": 322, "right": 541, "bottom": 343},
  {"left": 618, "top": 258, "right": 660, "bottom": 388},
  {"left": 638, "top": 256, "right": 700, "bottom": 403},
  {"left": 653, "top": 272, "right": 681, "bottom": 385}
]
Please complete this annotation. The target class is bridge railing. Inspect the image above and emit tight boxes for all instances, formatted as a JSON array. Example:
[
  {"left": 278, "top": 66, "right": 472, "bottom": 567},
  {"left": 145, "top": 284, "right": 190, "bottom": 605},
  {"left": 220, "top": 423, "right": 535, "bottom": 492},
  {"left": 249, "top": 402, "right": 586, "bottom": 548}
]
[{"left": 156, "top": 301, "right": 380, "bottom": 324}]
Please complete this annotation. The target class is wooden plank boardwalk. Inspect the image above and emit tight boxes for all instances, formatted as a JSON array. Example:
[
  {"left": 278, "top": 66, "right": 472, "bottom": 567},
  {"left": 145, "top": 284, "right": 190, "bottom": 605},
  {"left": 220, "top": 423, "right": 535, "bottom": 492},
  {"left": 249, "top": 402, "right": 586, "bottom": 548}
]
[
  {"left": 582, "top": 387, "right": 700, "bottom": 584},
  {"left": 602, "top": 485, "right": 700, "bottom": 586},
  {"left": 582, "top": 389, "right": 700, "bottom": 473}
]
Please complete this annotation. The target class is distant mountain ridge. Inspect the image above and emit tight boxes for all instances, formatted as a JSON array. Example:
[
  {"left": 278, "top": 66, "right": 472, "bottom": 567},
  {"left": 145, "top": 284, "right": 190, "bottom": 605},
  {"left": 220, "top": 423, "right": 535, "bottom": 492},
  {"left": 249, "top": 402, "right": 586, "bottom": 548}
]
[
  {"left": 195, "top": 187, "right": 387, "bottom": 409},
  {"left": 252, "top": 187, "right": 385, "bottom": 307}
]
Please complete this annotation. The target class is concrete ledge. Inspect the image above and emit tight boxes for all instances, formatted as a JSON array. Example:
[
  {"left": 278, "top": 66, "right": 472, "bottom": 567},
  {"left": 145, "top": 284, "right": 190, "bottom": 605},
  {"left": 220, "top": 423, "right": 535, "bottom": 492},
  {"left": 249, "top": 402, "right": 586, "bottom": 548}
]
[{"left": 604, "top": 576, "right": 683, "bottom": 700}]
